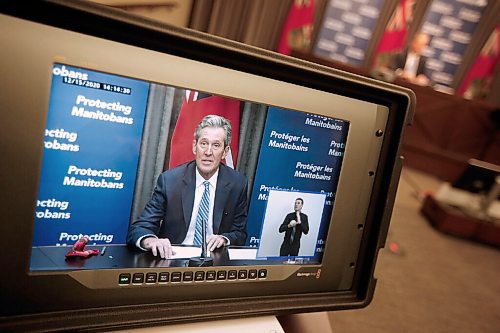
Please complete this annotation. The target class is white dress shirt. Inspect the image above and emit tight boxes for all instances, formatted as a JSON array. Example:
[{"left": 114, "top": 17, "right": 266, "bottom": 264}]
[{"left": 404, "top": 52, "right": 420, "bottom": 78}]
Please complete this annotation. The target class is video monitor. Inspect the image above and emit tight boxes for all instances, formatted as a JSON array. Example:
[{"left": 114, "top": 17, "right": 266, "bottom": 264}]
[{"left": 0, "top": 1, "right": 415, "bottom": 331}]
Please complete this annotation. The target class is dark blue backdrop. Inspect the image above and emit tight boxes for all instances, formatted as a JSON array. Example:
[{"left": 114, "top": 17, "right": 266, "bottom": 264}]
[
  {"left": 314, "top": 0, "right": 385, "bottom": 66},
  {"left": 32, "top": 64, "right": 149, "bottom": 246},
  {"left": 246, "top": 106, "right": 349, "bottom": 257},
  {"left": 420, "top": 0, "right": 486, "bottom": 88}
]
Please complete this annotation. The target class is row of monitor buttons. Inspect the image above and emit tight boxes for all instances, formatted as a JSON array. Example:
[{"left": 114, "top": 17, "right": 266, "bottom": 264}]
[{"left": 119, "top": 269, "right": 267, "bottom": 285}]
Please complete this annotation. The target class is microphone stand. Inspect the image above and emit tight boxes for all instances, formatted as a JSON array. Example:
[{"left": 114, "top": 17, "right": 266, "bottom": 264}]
[{"left": 188, "top": 219, "right": 214, "bottom": 267}]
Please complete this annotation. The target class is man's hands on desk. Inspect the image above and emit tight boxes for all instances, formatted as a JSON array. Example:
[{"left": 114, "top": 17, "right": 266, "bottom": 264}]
[
  {"left": 141, "top": 235, "right": 227, "bottom": 259},
  {"left": 141, "top": 237, "right": 176, "bottom": 259},
  {"left": 206, "top": 235, "right": 226, "bottom": 252}
]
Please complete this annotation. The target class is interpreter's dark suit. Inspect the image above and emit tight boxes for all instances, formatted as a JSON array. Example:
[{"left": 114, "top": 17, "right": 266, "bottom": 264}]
[
  {"left": 279, "top": 212, "right": 309, "bottom": 256},
  {"left": 127, "top": 161, "right": 248, "bottom": 247}
]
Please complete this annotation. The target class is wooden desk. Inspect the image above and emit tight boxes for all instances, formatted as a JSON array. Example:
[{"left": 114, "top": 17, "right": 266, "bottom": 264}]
[{"left": 30, "top": 244, "right": 267, "bottom": 271}]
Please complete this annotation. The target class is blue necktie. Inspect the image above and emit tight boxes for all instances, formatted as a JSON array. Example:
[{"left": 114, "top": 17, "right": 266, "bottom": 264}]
[{"left": 194, "top": 181, "right": 210, "bottom": 246}]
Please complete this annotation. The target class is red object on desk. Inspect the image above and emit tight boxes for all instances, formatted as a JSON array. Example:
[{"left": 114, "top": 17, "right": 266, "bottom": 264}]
[{"left": 65, "top": 236, "right": 100, "bottom": 258}]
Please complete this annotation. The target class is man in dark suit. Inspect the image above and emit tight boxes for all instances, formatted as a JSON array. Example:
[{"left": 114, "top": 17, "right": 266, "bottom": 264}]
[
  {"left": 127, "top": 115, "right": 248, "bottom": 258},
  {"left": 391, "top": 33, "right": 430, "bottom": 86},
  {"left": 279, "top": 198, "right": 309, "bottom": 257}
]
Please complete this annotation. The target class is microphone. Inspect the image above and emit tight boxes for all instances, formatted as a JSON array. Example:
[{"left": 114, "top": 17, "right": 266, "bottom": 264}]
[
  {"left": 201, "top": 217, "right": 208, "bottom": 258},
  {"left": 188, "top": 219, "right": 214, "bottom": 267}
]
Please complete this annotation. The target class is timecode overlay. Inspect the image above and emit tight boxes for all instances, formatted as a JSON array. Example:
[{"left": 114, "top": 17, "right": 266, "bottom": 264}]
[{"left": 62, "top": 76, "right": 132, "bottom": 95}]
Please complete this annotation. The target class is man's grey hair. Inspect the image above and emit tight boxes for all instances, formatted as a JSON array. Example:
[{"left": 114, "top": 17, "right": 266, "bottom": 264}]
[{"left": 194, "top": 114, "right": 232, "bottom": 147}]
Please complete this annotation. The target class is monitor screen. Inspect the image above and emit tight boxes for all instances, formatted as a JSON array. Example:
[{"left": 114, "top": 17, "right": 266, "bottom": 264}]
[
  {"left": 0, "top": 1, "right": 414, "bottom": 331},
  {"left": 31, "top": 63, "right": 350, "bottom": 272}
]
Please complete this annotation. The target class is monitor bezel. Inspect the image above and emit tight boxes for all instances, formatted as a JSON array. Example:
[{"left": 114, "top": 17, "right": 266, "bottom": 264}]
[{"left": 0, "top": 1, "right": 415, "bottom": 331}]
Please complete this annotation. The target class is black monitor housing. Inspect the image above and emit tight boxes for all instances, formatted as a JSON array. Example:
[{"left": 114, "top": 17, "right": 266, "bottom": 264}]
[{"left": 0, "top": 1, "right": 415, "bottom": 331}]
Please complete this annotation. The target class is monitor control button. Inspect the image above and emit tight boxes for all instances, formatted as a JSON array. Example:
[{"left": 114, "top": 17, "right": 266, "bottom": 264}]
[
  {"left": 194, "top": 271, "right": 205, "bottom": 282},
  {"left": 217, "top": 270, "right": 227, "bottom": 280},
  {"left": 183, "top": 271, "right": 194, "bottom": 282},
  {"left": 119, "top": 273, "right": 131, "bottom": 285},
  {"left": 228, "top": 270, "right": 237, "bottom": 280},
  {"left": 248, "top": 269, "right": 257, "bottom": 279},
  {"left": 238, "top": 270, "right": 248, "bottom": 279},
  {"left": 158, "top": 272, "right": 169, "bottom": 283},
  {"left": 258, "top": 269, "right": 267, "bottom": 279},
  {"left": 145, "top": 272, "right": 157, "bottom": 284},
  {"left": 206, "top": 271, "right": 216, "bottom": 281},
  {"left": 132, "top": 273, "right": 144, "bottom": 284},
  {"left": 171, "top": 272, "right": 182, "bottom": 283}
]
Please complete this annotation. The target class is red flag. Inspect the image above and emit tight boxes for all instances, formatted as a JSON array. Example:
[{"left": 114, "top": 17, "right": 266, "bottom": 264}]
[
  {"left": 277, "top": 0, "right": 315, "bottom": 55},
  {"left": 373, "top": 0, "right": 414, "bottom": 67},
  {"left": 168, "top": 91, "right": 240, "bottom": 169},
  {"left": 458, "top": 25, "right": 499, "bottom": 98}
]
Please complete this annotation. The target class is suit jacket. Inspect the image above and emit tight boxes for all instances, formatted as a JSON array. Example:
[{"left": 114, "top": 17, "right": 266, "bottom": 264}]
[
  {"left": 279, "top": 212, "right": 309, "bottom": 247},
  {"left": 391, "top": 50, "right": 427, "bottom": 77},
  {"left": 127, "top": 161, "right": 248, "bottom": 247}
]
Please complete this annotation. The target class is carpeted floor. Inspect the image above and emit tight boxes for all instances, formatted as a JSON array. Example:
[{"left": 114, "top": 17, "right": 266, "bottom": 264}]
[{"left": 328, "top": 167, "right": 500, "bottom": 332}]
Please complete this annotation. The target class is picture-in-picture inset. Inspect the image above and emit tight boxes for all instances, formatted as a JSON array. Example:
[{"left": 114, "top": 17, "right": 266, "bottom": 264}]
[{"left": 257, "top": 190, "right": 326, "bottom": 259}]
